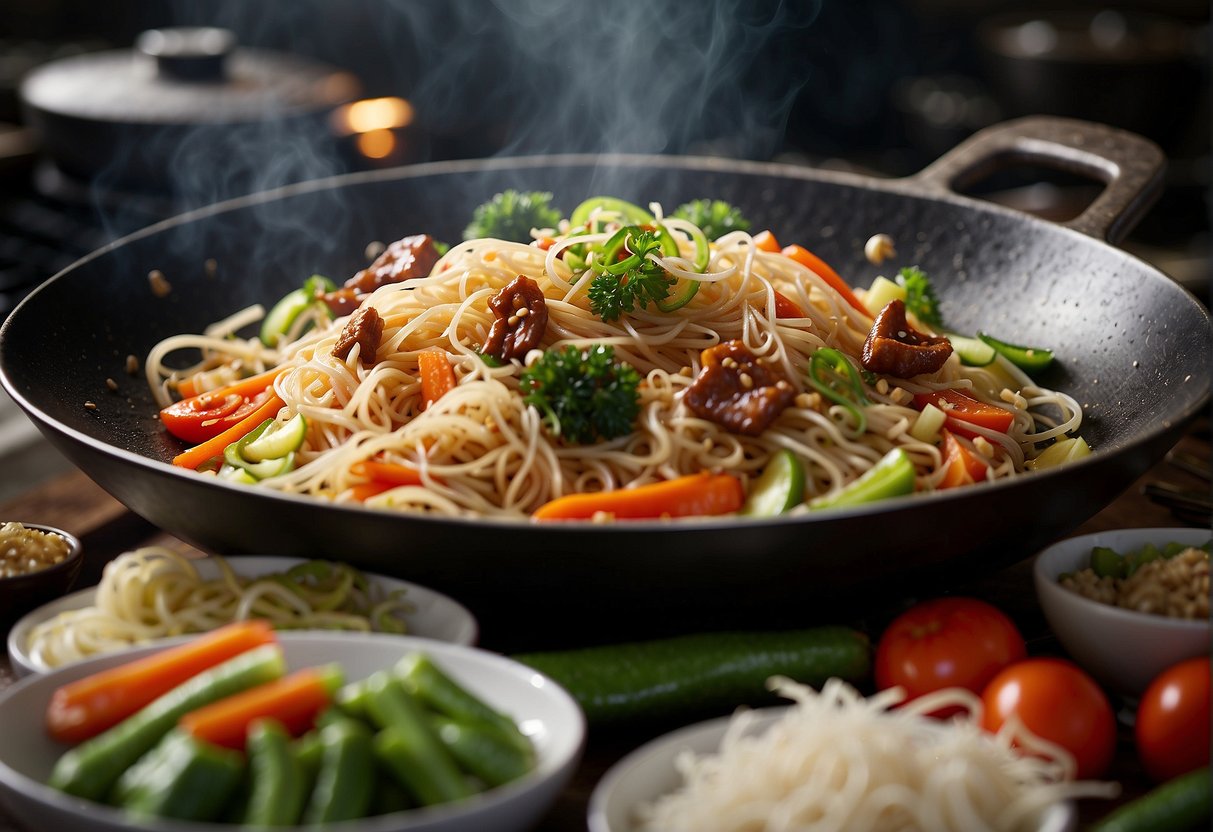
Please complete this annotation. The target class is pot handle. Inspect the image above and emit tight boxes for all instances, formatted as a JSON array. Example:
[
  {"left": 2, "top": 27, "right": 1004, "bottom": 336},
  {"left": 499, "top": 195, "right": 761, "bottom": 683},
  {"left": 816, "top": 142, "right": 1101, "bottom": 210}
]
[{"left": 907, "top": 116, "right": 1165, "bottom": 244}]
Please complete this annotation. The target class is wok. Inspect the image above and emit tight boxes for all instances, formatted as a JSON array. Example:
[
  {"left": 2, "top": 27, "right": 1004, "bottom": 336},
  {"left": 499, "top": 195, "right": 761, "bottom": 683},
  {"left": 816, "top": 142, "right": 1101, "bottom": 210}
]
[{"left": 2, "top": 117, "right": 1209, "bottom": 638}]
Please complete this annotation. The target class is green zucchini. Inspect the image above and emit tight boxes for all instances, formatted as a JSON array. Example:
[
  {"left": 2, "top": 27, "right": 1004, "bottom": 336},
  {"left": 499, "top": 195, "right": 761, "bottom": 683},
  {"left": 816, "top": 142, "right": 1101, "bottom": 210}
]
[
  {"left": 946, "top": 332, "right": 996, "bottom": 367},
  {"left": 512, "top": 627, "right": 870, "bottom": 726},
  {"left": 741, "top": 449, "right": 805, "bottom": 516},
  {"left": 1089, "top": 767, "right": 1210, "bottom": 832}
]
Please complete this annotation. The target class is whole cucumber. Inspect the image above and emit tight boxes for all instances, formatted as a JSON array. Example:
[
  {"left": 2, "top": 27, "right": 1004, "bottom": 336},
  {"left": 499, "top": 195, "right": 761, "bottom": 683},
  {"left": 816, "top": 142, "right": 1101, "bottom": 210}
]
[{"left": 512, "top": 627, "right": 870, "bottom": 725}]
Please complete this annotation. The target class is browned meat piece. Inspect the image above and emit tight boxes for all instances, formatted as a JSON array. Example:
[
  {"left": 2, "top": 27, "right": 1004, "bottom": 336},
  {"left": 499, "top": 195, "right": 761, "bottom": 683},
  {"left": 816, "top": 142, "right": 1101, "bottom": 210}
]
[
  {"left": 861, "top": 299, "right": 952, "bottom": 378},
  {"left": 332, "top": 306, "right": 384, "bottom": 367},
  {"left": 320, "top": 234, "right": 441, "bottom": 315},
  {"left": 483, "top": 275, "right": 549, "bottom": 361},
  {"left": 684, "top": 340, "right": 796, "bottom": 436}
]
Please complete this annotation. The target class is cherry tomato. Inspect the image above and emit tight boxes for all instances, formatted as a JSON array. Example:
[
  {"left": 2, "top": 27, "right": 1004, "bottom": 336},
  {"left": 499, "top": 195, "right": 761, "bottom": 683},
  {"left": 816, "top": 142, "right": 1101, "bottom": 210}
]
[
  {"left": 874, "top": 597, "right": 1026, "bottom": 715},
  {"left": 981, "top": 658, "right": 1116, "bottom": 779},
  {"left": 160, "top": 389, "right": 272, "bottom": 444},
  {"left": 1136, "top": 656, "right": 1210, "bottom": 782}
]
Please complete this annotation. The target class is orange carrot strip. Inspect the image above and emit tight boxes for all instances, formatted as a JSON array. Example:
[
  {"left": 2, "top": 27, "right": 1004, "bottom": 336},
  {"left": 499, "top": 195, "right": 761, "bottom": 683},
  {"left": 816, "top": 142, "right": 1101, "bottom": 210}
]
[
  {"left": 45, "top": 620, "right": 276, "bottom": 745},
  {"left": 938, "top": 429, "right": 990, "bottom": 489},
  {"left": 533, "top": 472, "right": 744, "bottom": 521},
  {"left": 350, "top": 460, "right": 428, "bottom": 487},
  {"left": 175, "top": 368, "right": 282, "bottom": 407},
  {"left": 171, "top": 393, "right": 284, "bottom": 469},
  {"left": 349, "top": 481, "right": 395, "bottom": 501},
  {"left": 176, "top": 377, "right": 199, "bottom": 399},
  {"left": 773, "top": 290, "right": 805, "bottom": 319},
  {"left": 179, "top": 666, "right": 341, "bottom": 750},
  {"left": 418, "top": 349, "right": 457, "bottom": 409},
  {"left": 752, "top": 229, "right": 781, "bottom": 253},
  {"left": 780, "top": 244, "right": 871, "bottom": 318}
]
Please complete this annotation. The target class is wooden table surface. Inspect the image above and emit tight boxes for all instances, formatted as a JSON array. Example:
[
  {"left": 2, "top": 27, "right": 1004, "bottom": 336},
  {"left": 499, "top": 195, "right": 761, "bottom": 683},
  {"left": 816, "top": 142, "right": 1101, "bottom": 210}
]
[{"left": 0, "top": 418, "right": 1208, "bottom": 831}]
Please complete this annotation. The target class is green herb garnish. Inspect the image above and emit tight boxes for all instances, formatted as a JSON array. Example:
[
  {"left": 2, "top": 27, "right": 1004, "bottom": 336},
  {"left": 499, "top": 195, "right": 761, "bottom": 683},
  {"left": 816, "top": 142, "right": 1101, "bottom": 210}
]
[{"left": 520, "top": 344, "right": 641, "bottom": 444}]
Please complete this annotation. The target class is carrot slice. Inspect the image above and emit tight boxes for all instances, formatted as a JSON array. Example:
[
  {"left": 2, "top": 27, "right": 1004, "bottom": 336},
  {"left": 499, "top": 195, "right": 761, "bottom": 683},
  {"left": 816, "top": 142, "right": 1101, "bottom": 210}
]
[
  {"left": 913, "top": 389, "right": 1015, "bottom": 438},
  {"left": 171, "top": 393, "right": 284, "bottom": 470},
  {"left": 45, "top": 620, "right": 277, "bottom": 744},
  {"left": 418, "top": 349, "right": 457, "bottom": 409},
  {"left": 937, "top": 429, "right": 990, "bottom": 489},
  {"left": 773, "top": 290, "right": 805, "bottom": 319},
  {"left": 533, "top": 472, "right": 744, "bottom": 521},
  {"left": 174, "top": 368, "right": 281, "bottom": 407},
  {"left": 752, "top": 229, "right": 781, "bottom": 253},
  {"left": 780, "top": 244, "right": 870, "bottom": 318},
  {"left": 350, "top": 460, "right": 427, "bottom": 487},
  {"left": 179, "top": 665, "right": 341, "bottom": 749}
]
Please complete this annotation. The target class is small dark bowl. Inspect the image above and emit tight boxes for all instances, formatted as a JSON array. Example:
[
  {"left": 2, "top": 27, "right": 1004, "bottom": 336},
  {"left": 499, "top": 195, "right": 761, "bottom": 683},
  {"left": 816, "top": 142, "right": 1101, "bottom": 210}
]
[{"left": 0, "top": 524, "right": 84, "bottom": 625}]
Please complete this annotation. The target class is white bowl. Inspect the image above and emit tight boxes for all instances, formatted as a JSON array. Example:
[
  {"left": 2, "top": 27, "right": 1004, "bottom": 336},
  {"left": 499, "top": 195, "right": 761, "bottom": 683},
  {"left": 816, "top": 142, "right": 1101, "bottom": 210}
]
[
  {"left": 0, "top": 632, "right": 584, "bottom": 832},
  {"left": 1034, "top": 527, "right": 1211, "bottom": 695},
  {"left": 8, "top": 556, "right": 479, "bottom": 676},
  {"left": 588, "top": 709, "right": 1075, "bottom": 832}
]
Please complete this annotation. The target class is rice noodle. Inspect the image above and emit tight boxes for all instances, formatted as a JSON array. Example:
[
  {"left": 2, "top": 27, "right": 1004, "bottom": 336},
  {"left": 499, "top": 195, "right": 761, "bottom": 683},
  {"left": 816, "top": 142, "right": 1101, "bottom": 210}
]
[{"left": 636, "top": 678, "right": 1118, "bottom": 832}]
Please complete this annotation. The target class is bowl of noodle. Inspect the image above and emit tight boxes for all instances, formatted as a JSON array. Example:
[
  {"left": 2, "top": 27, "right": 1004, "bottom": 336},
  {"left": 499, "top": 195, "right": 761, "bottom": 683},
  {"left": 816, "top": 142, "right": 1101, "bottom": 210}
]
[{"left": 588, "top": 678, "right": 1117, "bottom": 832}]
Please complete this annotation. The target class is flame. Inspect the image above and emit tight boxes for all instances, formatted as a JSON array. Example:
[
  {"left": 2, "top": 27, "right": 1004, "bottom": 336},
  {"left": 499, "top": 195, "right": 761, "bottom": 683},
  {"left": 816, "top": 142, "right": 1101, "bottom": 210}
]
[{"left": 333, "top": 97, "right": 415, "bottom": 136}]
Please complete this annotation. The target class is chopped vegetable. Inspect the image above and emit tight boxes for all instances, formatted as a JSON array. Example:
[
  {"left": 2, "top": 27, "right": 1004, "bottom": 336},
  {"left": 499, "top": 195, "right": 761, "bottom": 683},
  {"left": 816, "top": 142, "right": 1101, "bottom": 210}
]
[
  {"left": 45, "top": 620, "right": 276, "bottom": 745},
  {"left": 463, "top": 190, "right": 561, "bottom": 242},
  {"left": 912, "top": 388, "right": 1015, "bottom": 437},
  {"left": 243, "top": 718, "right": 306, "bottom": 826},
  {"left": 111, "top": 729, "right": 245, "bottom": 821},
  {"left": 978, "top": 331, "right": 1055, "bottom": 373},
  {"left": 418, "top": 349, "right": 457, "bottom": 408},
  {"left": 533, "top": 471, "right": 744, "bottom": 521},
  {"left": 752, "top": 229, "right": 781, "bottom": 252},
  {"left": 222, "top": 418, "right": 297, "bottom": 480},
  {"left": 937, "top": 429, "right": 989, "bottom": 489},
  {"left": 241, "top": 412, "right": 308, "bottom": 462},
  {"left": 568, "top": 195, "right": 654, "bottom": 228},
  {"left": 909, "top": 402, "right": 946, "bottom": 443},
  {"left": 302, "top": 716, "right": 375, "bottom": 823},
  {"left": 520, "top": 344, "right": 641, "bottom": 444},
  {"left": 429, "top": 715, "right": 535, "bottom": 787},
  {"left": 350, "top": 459, "right": 427, "bottom": 488},
  {"left": 1026, "top": 436, "right": 1091, "bottom": 470},
  {"left": 160, "top": 368, "right": 283, "bottom": 444},
  {"left": 49, "top": 643, "right": 286, "bottom": 800},
  {"left": 1089, "top": 767, "right": 1210, "bottom": 832},
  {"left": 179, "top": 664, "right": 343, "bottom": 750},
  {"left": 740, "top": 448, "right": 805, "bottom": 516},
  {"left": 947, "top": 332, "right": 997, "bottom": 367},
  {"left": 512, "top": 627, "right": 870, "bottom": 725},
  {"left": 896, "top": 266, "right": 942, "bottom": 328},
  {"left": 172, "top": 392, "right": 285, "bottom": 470},
  {"left": 810, "top": 448, "right": 916, "bottom": 510},
  {"left": 773, "top": 290, "right": 805, "bottom": 319},
  {"left": 588, "top": 226, "right": 675, "bottom": 321},
  {"left": 397, "top": 653, "right": 530, "bottom": 754},
  {"left": 781, "top": 244, "right": 870, "bottom": 317},
  {"left": 807, "top": 347, "right": 870, "bottom": 434},
  {"left": 862, "top": 275, "right": 906, "bottom": 317},
  {"left": 260, "top": 275, "right": 335, "bottom": 348},
  {"left": 671, "top": 199, "right": 751, "bottom": 240}
]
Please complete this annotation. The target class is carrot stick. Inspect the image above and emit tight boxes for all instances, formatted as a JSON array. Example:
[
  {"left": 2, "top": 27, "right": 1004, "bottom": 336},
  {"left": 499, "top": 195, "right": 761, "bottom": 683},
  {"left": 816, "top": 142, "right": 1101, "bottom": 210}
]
[
  {"left": 752, "top": 229, "right": 781, "bottom": 253},
  {"left": 350, "top": 460, "right": 428, "bottom": 486},
  {"left": 780, "top": 244, "right": 871, "bottom": 318},
  {"left": 938, "top": 429, "right": 990, "bottom": 489},
  {"left": 418, "top": 349, "right": 457, "bottom": 409},
  {"left": 533, "top": 472, "right": 744, "bottom": 521},
  {"left": 348, "top": 481, "right": 394, "bottom": 501},
  {"left": 171, "top": 393, "right": 284, "bottom": 469},
  {"left": 45, "top": 620, "right": 277, "bottom": 744},
  {"left": 179, "top": 665, "right": 342, "bottom": 749},
  {"left": 172, "top": 368, "right": 282, "bottom": 408},
  {"left": 773, "top": 290, "right": 805, "bottom": 319},
  {"left": 175, "top": 377, "right": 199, "bottom": 399}
]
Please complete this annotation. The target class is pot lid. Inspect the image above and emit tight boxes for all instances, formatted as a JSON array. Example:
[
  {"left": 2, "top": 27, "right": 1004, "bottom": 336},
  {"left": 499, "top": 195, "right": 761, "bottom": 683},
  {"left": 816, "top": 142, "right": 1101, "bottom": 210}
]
[{"left": 20, "top": 27, "right": 359, "bottom": 126}]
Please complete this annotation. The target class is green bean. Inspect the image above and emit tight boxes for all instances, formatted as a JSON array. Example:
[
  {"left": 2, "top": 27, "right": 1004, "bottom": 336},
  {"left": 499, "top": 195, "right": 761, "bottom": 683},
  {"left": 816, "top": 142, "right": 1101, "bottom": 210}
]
[
  {"left": 397, "top": 653, "right": 529, "bottom": 753},
  {"left": 428, "top": 715, "right": 535, "bottom": 788},
  {"left": 244, "top": 719, "right": 306, "bottom": 826},
  {"left": 111, "top": 729, "right": 244, "bottom": 822},
  {"left": 303, "top": 716, "right": 375, "bottom": 824}
]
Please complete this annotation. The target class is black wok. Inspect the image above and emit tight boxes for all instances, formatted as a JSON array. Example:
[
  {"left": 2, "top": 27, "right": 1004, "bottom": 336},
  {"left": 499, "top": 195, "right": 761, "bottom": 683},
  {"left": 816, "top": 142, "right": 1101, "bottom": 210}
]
[{"left": 2, "top": 117, "right": 1209, "bottom": 639}]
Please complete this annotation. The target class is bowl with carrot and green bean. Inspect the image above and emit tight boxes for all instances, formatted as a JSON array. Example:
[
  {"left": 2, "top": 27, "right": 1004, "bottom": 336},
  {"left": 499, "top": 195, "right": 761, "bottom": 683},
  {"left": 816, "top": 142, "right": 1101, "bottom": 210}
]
[{"left": 0, "top": 622, "right": 584, "bottom": 832}]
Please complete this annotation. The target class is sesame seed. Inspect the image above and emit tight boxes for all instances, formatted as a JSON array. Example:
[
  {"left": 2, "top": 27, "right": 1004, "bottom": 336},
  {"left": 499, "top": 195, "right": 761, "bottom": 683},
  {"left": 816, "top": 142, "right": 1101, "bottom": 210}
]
[
  {"left": 516, "top": 307, "right": 530, "bottom": 318},
  {"left": 84, "top": 401, "right": 97, "bottom": 410},
  {"left": 125, "top": 355, "right": 139, "bottom": 375},
  {"left": 739, "top": 372, "right": 754, "bottom": 389},
  {"left": 105, "top": 378, "right": 118, "bottom": 392},
  {"left": 507, "top": 315, "right": 520, "bottom": 326},
  {"left": 148, "top": 270, "right": 171, "bottom": 298}
]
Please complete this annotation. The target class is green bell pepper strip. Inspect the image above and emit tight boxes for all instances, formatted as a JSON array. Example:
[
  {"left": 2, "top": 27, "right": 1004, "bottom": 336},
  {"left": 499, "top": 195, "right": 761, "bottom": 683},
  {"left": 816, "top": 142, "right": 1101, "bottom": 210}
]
[
  {"left": 740, "top": 449, "right": 806, "bottom": 517},
  {"left": 396, "top": 653, "right": 530, "bottom": 755},
  {"left": 363, "top": 671, "right": 476, "bottom": 805},
  {"left": 303, "top": 716, "right": 376, "bottom": 824},
  {"left": 809, "top": 448, "right": 916, "bottom": 510},
  {"left": 243, "top": 718, "right": 306, "bottom": 826},
  {"left": 568, "top": 196, "right": 654, "bottom": 229},
  {"left": 50, "top": 644, "right": 285, "bottom": 801},
  {"left": 807, "top": 348, "right": 870, "bottom": 434},
  {"left": 977, "top": 332, "right": 1054, "bottom": 373},
  {"left": 428, "top": 715, "right": 535, "bottom": 788},
  {"left": 260, "top": 275, "right": 336, "bottom": 348},
  {"left": 110, "top": 729, "right": 245, "bottom": 822}
]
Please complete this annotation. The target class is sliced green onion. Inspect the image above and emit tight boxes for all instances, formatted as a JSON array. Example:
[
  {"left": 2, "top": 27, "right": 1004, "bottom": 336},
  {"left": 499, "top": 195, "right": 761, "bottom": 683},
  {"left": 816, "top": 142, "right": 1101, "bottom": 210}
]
[{"left": 568, "top": 196, "right": 654, "bottom": 228}]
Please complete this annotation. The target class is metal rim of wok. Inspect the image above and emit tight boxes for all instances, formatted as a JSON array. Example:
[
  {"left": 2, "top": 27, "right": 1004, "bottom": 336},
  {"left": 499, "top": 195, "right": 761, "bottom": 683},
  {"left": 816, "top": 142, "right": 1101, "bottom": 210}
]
[{"left": 1, "top": 116, "right": 1209, "bottom": 622}]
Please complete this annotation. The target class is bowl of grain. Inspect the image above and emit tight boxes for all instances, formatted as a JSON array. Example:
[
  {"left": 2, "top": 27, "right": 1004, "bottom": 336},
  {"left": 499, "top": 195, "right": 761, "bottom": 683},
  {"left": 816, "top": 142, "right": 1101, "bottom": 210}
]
[
  {"left": 0, "top": 523, "right": 83, "bottom": 623},
  {"left": 1034, "top": 527, "right": 1210, "bottom": 695}
]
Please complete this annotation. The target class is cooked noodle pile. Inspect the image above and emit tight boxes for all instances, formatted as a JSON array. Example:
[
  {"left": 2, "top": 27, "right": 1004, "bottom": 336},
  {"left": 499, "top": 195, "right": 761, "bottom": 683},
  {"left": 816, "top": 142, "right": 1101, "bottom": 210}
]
[
  {"left": 146, "top": 205, "right": 1082, "bottom": 519},
  {"left": 636, "top": 678, "right": 1117, "bottom": 832},
  {"left": 25, "top": 547, "right": 412, "bottom": 668}
]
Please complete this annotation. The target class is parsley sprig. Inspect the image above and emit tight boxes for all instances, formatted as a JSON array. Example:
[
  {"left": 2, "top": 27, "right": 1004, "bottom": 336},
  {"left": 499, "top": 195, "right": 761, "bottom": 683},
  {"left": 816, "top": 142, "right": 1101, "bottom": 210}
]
[
  {"left": 587, "top": 227, "right": 673, "bottom": 322},
  {"left": 671, "top": 199, "right": 751, "bottom": 241},
  {"left": 520, "top": 344, "right": 641, "bottom": 444},
  {"left": 896, "top": 266, "right": 943, "bottom": 328}
]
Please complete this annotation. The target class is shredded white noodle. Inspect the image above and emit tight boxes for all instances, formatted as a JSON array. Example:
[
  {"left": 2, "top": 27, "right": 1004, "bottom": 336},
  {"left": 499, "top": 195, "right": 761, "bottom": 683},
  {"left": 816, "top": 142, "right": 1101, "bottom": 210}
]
[{"left": 636, "top": 678, "right": 1118, "bottom": 832}]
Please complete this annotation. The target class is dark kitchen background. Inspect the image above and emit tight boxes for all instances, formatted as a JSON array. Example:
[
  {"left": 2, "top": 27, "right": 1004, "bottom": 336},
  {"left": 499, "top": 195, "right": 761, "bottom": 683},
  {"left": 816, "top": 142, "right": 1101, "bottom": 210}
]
[{"left": 0, "top": 0, "right": 1208, "bottom": 496}]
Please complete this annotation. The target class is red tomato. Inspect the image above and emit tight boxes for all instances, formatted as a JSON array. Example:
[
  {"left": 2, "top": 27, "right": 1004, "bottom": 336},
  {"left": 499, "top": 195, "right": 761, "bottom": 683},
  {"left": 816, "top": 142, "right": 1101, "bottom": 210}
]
[
  {"left": 1136, "top": 656, "right": 1211, "bottom": 782},
  {"left": 874, "top": 597, "right": 1026, "bottom": 715},
  {"left": 981, "top": 658, "right": 1116, "bottom": 779},
  {"left": 159, "top": 389, "right": 273, "bottom": 444}
]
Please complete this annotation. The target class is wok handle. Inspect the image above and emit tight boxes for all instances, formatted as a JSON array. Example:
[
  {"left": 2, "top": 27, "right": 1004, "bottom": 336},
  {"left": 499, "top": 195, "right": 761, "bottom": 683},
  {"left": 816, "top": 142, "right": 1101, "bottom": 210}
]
[{"left": 908, "top": 116, "right": 1165, "bottom": 244}]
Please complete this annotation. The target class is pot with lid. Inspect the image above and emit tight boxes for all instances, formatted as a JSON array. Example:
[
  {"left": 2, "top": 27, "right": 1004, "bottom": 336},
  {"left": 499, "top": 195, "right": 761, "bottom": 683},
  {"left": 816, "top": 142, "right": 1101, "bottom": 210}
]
[{"left": 19, "top": 27, "right": 359, "bottom": 195}]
